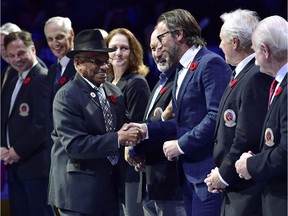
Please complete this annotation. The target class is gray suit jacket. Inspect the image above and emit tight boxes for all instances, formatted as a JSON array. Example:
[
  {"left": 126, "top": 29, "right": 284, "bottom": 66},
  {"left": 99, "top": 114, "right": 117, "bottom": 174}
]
[{"left": 48, "top": 73, "right": 127, "bottom": 214}]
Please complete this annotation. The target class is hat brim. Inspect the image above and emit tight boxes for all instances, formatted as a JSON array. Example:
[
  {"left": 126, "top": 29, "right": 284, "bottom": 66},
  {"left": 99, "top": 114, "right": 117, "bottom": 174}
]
[{"left": 66, "top": 48, "right": 116, "bottom": 58}]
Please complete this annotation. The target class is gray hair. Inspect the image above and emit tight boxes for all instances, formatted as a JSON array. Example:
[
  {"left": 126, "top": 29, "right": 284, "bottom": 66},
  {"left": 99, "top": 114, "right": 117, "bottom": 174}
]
[
  {"left": 44, "top": 16, "right": 72, "bottom": 34},
  {"left": 0, "top": 22, "right": 21, "bottom": 35},
  {"left": 157, "top": 8, "right": 206, "bottom": 47},
  {"left": 252, "top": 15, "right": 288, "bottom": 61},
  {"left": 220, "top": 9, "right": 259, "bottom": 50}
]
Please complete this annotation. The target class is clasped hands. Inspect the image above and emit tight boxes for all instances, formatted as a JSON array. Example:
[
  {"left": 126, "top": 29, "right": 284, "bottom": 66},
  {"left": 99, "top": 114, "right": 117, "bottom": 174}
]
[
  {"left": 204, "top": 167, "right": 226, "bottom": 193},
  {"left": 117, "top": 122, "right": 147, "bottom": 147},
  {"left": 1, "top": 147, "right": 20, "bottom": 165}
]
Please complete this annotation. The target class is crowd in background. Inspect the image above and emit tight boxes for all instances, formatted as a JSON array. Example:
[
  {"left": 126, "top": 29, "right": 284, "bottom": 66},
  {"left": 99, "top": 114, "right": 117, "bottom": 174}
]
[{"left": 1, "top": 0, "right": 286, "bottom": 84}]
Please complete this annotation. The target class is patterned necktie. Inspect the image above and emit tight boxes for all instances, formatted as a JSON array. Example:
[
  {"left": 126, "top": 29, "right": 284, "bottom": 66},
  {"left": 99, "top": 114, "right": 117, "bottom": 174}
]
[
  {"left": 54, "top": 62, "right": 62, "bottom": 93},
  {"left": 268, "top": 79, "right": 278, "bottom": 109},
  {"left": 96, "top": 87, "right": 118, "bottom": 165}
]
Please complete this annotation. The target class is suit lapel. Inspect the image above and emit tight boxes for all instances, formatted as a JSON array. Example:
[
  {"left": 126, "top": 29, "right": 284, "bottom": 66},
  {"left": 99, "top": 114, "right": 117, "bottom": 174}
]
[
  {"left": 214, "top": 59, "right": 256, "bottom": 133},
  {"left": 10, "top": 65, "right": 39, "bottom": 116},
  {"left": 266, "top": 73, "right": 287, "bottom": 118}
]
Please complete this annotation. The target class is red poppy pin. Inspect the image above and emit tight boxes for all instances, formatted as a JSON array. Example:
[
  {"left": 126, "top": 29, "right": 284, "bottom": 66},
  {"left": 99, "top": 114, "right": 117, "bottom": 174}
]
[
  {"left": 23, "top": 77, "right": 31, "bottom": 85},
  {"left": 59, "top": 77, "right": 67, "bottom": 85},
  {"left": 160, "top": 87, "right": 167, "bottom": 95},
  {"left": 229, "top": 79, "right": 237, "bottom": 87},
  {"left": 189, "top": 62, "right": 198, "bottom": 71},
  {"left": 275, "top": 86, "right": 282, "bottom": 96},
  {"left": 109, "top": 95, "right": 116, "bottom": 103}
]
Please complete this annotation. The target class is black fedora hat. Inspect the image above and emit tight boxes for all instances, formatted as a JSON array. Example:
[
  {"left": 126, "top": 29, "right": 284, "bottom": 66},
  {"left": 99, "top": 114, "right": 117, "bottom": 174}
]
[{"left": 66, "top": 29, "right": 115, "bottom": 58}]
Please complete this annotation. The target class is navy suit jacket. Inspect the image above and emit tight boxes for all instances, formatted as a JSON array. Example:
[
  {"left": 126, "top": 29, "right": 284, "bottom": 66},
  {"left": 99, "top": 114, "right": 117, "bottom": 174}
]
[
  {"left": 1, "top": 63, "right": 50, "bottom": 180},
  {"left": 48, "top": 73, "right": 127, "bottom": 214},
  {"left": 148, "top": 46, "right": 231, "bottom": 184},
  {"left": 247, "top": 73, "right": 287, "bottom": 216}
]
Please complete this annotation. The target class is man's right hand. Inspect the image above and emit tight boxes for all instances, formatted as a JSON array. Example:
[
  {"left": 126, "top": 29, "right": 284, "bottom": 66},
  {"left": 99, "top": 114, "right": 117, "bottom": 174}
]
[{"left": 118, "top": 123, "right": 144, "bottom": 146}]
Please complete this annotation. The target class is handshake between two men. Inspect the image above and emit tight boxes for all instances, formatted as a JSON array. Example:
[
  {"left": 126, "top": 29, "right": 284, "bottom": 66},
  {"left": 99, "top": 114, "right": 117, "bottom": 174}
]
[{"left": 117, "top": 122, "right": 148, "bottom": 147}]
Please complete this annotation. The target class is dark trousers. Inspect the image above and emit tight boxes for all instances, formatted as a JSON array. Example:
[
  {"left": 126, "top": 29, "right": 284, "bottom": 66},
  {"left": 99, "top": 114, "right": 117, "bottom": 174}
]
[
  {"left": 8, "top": 176, "right": 53, "bottom": 216},
  {"left": 182, "top": 176, "right": 221, "bottom": 216}
]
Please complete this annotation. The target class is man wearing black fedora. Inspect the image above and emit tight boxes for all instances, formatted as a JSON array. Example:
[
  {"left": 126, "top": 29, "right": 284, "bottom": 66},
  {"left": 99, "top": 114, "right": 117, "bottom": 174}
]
[{"left": 48, "top": 29, "right": 141, "bottom": 216}]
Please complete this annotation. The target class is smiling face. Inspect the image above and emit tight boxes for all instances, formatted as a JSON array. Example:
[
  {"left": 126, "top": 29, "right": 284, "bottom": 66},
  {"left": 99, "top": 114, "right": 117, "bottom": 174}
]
[
  {"left": 150, "top": 30, "right": 171, "bottom": 72},
  {"left": 107, "top": 33, "right": 130, "bottom": 71},
  {"left": 156, "top": 22, "right": 180, "bottom": 65},
  {"left": 74, "top": 51, "right": 110, "bottom": 87},
  {"left": 6, "top": 39, "right": 36, "bottom": 73},
  {"left": 44, "top": 22, "right": 74, "bottom": 60}
]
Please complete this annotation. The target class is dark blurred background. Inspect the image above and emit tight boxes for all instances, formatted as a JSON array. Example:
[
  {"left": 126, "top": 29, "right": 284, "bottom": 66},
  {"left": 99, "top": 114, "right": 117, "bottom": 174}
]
[{"left": 1, "top": 0, "right": 287, "bottom": 68}]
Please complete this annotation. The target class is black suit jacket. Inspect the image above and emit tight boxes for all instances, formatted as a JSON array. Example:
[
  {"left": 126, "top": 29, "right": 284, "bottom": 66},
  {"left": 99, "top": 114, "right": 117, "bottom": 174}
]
[
  {"left": 110, "top": 71, "right": 150, "bottom": 184},
  {"left": 48, "top": 73, "right": 128, "bottom": 214},
  {"left": 135, "top": 65, "right": 183, "bottom": 201},
  {"left": 213, "top": 60, "right": 273, "bottom": 215},
  {"left": 247, "top": 73, "right": 287, "bottom": 216},
  {"left": 46, "top": 59, "right": 77, "bottom": 146},
  {"left": 1, "top": 63, "right": 50, "bottom": 180}
]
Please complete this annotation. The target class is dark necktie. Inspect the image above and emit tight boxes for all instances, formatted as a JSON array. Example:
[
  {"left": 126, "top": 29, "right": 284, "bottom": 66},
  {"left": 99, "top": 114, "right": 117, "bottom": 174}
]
[
  {"left": 96, "top": 87, "right": 118, "bottom": 165},
  {"left": 268, "top": 79, "right": 278, "bottom": 109},
  {"left": 230, "top": 70, "right": 236, "bottom": 82},
  {"left": 54, "top": 62, "right": 62, "bottom": 93},
  {"left": 145, "top": 73, "right": 168, "bottom": 119}
]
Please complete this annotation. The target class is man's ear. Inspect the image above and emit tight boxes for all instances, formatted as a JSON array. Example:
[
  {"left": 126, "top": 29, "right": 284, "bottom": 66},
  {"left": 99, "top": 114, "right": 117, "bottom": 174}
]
[
  {"left": 232, "top": 37, "right": 239, "bottom": 49},
  {"left": 261, "top": 43, "right": 270, "bottom": 59}
]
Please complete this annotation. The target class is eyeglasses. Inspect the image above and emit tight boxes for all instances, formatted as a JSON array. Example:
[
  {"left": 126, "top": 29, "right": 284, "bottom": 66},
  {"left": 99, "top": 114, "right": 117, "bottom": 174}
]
[
  {"left": 81, "top": 57, "right": 110, "bottom": 67},
  {"left": 157, "top": 31, "right": 171, "bottom": 43}
]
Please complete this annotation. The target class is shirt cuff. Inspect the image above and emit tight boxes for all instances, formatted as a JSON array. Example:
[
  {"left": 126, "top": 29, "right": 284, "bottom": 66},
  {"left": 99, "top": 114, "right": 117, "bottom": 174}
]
[{"left": 218, "top": 171, "right": 229, "bottom": 186}]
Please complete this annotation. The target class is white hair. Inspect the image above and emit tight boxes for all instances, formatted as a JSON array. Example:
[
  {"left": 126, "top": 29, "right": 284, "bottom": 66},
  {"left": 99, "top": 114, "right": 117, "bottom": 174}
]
[
  {"left": 252, "top": 15, "right": 288, "bottom": 61},
  {"left": 44, "top": 16, "right": 72, "bottom": 34},
  {"left": 0, "top": 22, "right": 21, "bottom": 35},
  {"left": 220, "top": 9, "right": 259, "bottom": 50}
]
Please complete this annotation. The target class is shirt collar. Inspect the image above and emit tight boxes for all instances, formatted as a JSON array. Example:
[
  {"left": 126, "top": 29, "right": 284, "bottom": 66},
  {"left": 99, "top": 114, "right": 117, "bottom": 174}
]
[
  {"left": 275, "top": 63, "right": 288, "bottom": 84},
  {"left": 234, "top": 53, "right": 255, "bottom": 76},
  {"left": 179, "top": 46, "right": 202, "bottom": 69},
  {"left": 59, "top": 55, "right": 71, "bottom": 68}
]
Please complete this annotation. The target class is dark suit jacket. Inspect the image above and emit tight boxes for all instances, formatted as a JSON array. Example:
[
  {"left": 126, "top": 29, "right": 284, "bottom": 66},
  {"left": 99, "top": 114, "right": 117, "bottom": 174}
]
[
  {"left": 48, "top": 73, "right": 127, "bottom": 215},
  {"left": 1, "top": 63, "right": 50, "bottom": 180},
  {"left": 135, "top": 65, "right": 183, "bottom": 201},
  {"left": 46, "top": 59, "right": 77, "bottom": 147},
  {"left": 110, "top": 72, "right": 150, "bottom": 184},
  {"left": 247, "top": 73, "right": 287, "bottom": 216},
  {"left": 113, "top": 72, "right": 150, "bottom": 122},
  {"left": 148, "top": 46, "right": 231, "bottom": 185},
  {"left": 213, "top": 60, "right": 273, "bottom": 215}
]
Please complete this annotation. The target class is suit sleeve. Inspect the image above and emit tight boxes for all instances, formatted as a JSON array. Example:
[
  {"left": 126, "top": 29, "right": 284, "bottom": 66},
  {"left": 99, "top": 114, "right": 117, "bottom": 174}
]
[{"left": 219, "top": 72, "right": 271, "bottom": 185}]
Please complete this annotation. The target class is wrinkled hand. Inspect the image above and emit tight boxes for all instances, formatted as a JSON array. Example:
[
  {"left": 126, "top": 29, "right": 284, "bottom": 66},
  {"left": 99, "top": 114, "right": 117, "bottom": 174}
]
[
  {"left": 124, "top": 147, "right": 146, "bottom": 172},
  {"left": 118, "top": 123, "right": 142, "bottom": 146},
  {"left": 122, "top": 122, "right": 147, "bottom": 142},
  {"left": 235, "top": 151, "right": 253, "bottom": 180},
  {"left": 163, "top": 140, "right": 180, "bottom": 161},
  {"left": 161, "top": 100, "right": 174, "bottom": 121},
  {"left": 204, "top": 167, "right": 226, "bottom": 193},
  {"left": 2, "top": 147, "right": 20, "bottom": 165},
  {"left": 1, "top": 147, "right": 9, "bottom": 159}
]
